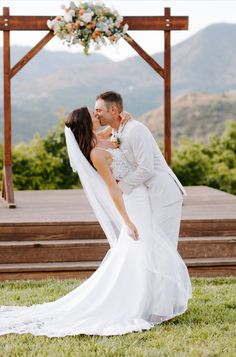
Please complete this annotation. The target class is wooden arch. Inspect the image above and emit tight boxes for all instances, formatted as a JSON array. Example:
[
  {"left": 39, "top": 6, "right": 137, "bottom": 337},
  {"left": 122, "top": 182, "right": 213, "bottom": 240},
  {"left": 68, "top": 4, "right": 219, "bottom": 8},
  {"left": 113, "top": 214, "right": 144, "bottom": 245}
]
[{"left": 0, "top": 7, "right": 188, "bottom": 207}]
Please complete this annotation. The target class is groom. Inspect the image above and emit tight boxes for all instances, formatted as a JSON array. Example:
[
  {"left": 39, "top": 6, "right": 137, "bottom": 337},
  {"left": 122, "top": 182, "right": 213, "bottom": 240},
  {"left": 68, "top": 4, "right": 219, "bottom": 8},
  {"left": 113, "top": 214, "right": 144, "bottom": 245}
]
[{"left": 95, "top": 91, "right": 186, "bottom": 248}]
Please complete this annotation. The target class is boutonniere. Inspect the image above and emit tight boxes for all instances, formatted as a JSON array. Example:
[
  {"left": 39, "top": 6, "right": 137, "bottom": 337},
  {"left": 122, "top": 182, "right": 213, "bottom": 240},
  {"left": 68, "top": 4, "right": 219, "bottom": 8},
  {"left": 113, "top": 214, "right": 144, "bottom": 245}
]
[
  {"left": 110, "top": 122, "right": 126, "bottom": 148},
  {"left": 110, "top": 131, "right": 121, "bottom": 148}
]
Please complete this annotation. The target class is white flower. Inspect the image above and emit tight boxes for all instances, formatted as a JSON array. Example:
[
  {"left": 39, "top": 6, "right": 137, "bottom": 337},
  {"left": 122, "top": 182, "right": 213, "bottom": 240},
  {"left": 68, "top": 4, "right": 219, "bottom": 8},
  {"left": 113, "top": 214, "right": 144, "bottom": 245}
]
[
  {"left": 64, "top": 9, "right": 75, "bottom": 23},
  {"left": 47, "top": 19, "right": 60, "bottom": 30},
  {"left": 47, "top": 19, "right": 53, "bottom": 29},
  {"left": 123, "top": 24, "right": 129, "bottom": 33},
  {"left": 95, "top": 1, "right": 104, "bottom": 6},
  {"left": 80, "top": 11, "right": 94, "bottom": 23},
  {"left": 69, "top": 1, "right": 77, "bottom": 10},
  {"left": 100, "top": 23, "right": 108, "bottom": 32},
  {"left": 94, "top": 8, "right": 102, "bottom": 16},
  {"left": 65, "top": 34, "right": 71, "bottom": 42}
]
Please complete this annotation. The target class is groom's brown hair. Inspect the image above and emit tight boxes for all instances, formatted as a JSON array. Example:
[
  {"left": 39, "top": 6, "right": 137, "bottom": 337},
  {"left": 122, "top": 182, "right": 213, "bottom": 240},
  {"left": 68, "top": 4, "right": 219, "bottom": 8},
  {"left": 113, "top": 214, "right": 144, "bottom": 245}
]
[{"left": 96, "top": 91, "right": 123, "bottom": 112}]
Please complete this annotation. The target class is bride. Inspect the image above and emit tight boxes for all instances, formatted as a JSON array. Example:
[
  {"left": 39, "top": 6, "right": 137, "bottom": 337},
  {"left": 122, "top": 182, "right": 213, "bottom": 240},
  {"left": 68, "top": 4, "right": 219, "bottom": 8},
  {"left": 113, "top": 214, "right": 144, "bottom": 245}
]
[{"left": 0, "top": 107, "right": 192, "bottom": 337}]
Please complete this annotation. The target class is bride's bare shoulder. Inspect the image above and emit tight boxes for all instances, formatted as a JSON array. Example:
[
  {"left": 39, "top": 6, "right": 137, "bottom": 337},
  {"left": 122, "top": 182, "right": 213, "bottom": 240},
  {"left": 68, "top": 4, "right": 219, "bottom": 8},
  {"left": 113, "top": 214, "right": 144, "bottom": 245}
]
[{"left": 90, "top": 147, "right": 107, "bottom": 163}]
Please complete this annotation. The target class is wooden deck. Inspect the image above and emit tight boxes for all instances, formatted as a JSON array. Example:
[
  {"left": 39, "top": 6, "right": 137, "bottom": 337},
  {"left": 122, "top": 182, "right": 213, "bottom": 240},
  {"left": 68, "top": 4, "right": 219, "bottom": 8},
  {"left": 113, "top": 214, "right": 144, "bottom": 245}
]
[{"left": 0, "top": 186, "right": 236, "bottom": 279}]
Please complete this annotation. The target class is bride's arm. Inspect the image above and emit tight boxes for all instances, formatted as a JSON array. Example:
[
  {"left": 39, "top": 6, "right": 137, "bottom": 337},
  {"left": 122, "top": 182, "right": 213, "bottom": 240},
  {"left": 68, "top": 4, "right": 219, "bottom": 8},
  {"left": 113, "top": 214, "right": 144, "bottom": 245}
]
[
  {"left": 90, "top": 149, "right": 139, "bottom": 240},
  {"left": 97, "top": 111, "right": 133, "bottom": 140},
  {"left": 97, "top": 126, "right": 112, "bottom": 140}
]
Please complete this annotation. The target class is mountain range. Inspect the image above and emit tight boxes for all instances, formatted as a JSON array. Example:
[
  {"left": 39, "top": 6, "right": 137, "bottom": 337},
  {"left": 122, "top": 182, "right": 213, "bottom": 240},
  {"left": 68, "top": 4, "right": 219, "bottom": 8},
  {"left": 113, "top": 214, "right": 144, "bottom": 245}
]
[{"left": 0, "top": 22, "right": 236, "bottom": 144}]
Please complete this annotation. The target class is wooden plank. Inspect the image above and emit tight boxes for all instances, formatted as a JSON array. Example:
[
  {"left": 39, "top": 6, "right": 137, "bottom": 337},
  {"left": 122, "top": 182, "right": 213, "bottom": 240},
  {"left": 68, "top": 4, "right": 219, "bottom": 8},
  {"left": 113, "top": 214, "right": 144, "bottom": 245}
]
[
  {"left": 124, "top": 34, "right": 164, "bottom": 78},
  {"left": 123, "top": 16, "right": 189, "bottom": 31},
  {"left": 0, "top": 223, "right": 105, "bottom": 241},
  {"left": 3, "top": 8, "right": 11, "bottom": 167},
  {"left": 0, "top": 239, "right": 109, "bottom": 264},
  {"left": 0, "top": 15, "right": 189, "bottom": 31},
  {"left": 0, "top": 271, "right": 93, "bottom": 280},
  {"left": 178, "top": 237, "right": 236, "bottom": 258},
  {"left": 188, "top": 266, "right": 236, "bottom": 278},
  {"left": 0, "top": 261, "right": 100, "bottom": 271},
  {"left": 10, "top": 31, "right": 54, "bottom": 78},
  {"left": 164, "top": 7, "right": 171, "bottom": 165},
  {"left": 2, "top": 166, "right": 16, "bottom": 208},
  {"left": 185, "top": 257, "right": 236, "bottom": 266},
  {"left": 2, "top": 8, "right": 15, "bottom": 207},
  {"left": 180, "top": 220, "right": 236, "bottom": 237},
  {"left": 0, "top": 236, "right": 235, "bottom": 263}
]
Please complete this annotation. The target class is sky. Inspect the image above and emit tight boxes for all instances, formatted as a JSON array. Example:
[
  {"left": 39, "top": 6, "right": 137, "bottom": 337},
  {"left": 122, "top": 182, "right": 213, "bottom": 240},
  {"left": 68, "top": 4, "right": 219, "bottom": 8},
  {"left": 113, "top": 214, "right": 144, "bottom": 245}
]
[{"left": 1, "top": 0, "right": 236, "bottom": 61}]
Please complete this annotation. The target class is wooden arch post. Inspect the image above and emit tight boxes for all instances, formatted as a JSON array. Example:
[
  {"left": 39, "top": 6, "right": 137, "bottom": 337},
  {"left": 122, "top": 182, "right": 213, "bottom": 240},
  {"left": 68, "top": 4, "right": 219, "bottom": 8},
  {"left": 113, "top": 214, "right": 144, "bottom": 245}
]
[{"left": 0, "top": 7, "right": 188, "bottom": 207}]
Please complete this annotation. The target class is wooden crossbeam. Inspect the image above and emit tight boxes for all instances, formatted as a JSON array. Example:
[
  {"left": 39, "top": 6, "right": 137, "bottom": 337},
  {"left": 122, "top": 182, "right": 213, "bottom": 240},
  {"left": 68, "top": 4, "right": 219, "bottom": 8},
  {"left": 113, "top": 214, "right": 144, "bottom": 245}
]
[
  {"left": 0, "top": 15, "right": 188, "bottom": 31},
  {"left": 124, "top": 34, "right": 164, "bottom": 78}
]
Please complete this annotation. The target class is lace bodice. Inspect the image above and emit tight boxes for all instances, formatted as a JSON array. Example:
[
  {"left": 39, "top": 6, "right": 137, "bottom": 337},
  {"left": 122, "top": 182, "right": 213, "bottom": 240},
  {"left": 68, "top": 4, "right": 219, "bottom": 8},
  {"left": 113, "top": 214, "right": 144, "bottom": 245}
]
[{"left": 106, "top": 148, "right": 132, "bottom": 181}]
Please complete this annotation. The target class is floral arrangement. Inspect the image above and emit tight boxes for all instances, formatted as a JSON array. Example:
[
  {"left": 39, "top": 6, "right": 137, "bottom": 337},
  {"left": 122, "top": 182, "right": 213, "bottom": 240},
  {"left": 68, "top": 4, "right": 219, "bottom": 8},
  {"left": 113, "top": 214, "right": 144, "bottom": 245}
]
[{"left": 47, "top": 1, "right": 129, "bottom": 55}]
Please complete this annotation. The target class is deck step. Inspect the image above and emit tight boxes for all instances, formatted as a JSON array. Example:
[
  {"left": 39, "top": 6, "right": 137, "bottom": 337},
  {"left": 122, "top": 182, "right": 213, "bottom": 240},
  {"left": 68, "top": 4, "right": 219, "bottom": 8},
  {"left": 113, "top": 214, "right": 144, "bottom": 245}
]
[
  {"left": 0, "top": 261, "right": 99, "bottom": 280},
  {"left": 0, "top": 218, "right": 236, "bottom": 242},
  {"left": 0, "top": 239, "right": 109, "bottom": 264},
  {"left": 178, "top": 236, "right": 236, "bottom": 258},
  {"left": 0, "top": 222, "right": 105, "bottom": 241},
  {"left": 0, "top": 257, "right": 235, "bottom": 280},
  {"left": 0, "top": 237, "right": 235, "bottom": 263},
  {"left": 185, "top": 257, "right": 236, "bottom": 277},
  {"left": 180, "top": 219, "right": 236, "bottom": 237}
]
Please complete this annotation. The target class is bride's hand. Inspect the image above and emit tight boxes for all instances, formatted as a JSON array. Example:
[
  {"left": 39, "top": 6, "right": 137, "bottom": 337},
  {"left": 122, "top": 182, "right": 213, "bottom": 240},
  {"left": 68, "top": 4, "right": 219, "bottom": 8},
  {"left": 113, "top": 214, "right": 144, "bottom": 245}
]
[
  {"left": 126, "top": 221, "right": 139, "bottom": 240},
  {"left": 120, "top": 111, "right": 133, "bottom": 126}
]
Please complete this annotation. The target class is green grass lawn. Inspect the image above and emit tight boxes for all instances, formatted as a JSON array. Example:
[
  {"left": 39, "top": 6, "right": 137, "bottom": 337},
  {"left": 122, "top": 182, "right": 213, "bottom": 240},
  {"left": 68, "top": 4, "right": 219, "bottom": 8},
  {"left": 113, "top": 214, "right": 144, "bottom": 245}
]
[{"left": 0, "top": 277, "right": 235, "bottom": 357}]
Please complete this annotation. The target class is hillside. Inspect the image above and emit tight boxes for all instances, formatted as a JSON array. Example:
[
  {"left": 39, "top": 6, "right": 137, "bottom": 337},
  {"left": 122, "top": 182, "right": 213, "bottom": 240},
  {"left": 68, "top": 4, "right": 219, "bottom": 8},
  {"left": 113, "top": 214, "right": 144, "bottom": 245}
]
[
  {"left": 0, "top": 23, "right": 236, "bottom": 143},
  {"left": 139, "top": 92, "right": 236, "bottom": 145}
]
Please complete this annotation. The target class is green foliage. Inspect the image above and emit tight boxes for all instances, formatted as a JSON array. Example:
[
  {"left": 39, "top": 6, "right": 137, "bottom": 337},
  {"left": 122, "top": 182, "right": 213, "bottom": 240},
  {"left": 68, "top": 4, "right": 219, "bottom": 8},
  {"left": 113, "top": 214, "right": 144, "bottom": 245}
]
[
  {"left": 173, "top": 120, "right": 236, "bottom": 194},
  {"left": 43, "top": 119, "right": 80, "bottom": 189},
  {"left": 172, "top": 138, "right": 210, "bottom": 186},
  {"left": 1, "top": 119, "right": 80, "bottom": 190},
  {"left": 0, "top": 278, "right": 235, "bottom": 356}
]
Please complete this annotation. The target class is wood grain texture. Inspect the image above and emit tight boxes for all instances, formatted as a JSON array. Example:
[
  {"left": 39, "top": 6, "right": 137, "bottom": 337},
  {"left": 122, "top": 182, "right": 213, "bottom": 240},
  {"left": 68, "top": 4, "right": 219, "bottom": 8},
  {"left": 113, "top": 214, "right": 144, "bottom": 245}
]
[
  {"left": 164, "top": 8, "right": 171, "bottom": 165},
  {"left": 0, "top": 15, "right": 189, "bottom": 31},
  {"left": 2, "top": 8, "right": 15, "bottom": 207}
]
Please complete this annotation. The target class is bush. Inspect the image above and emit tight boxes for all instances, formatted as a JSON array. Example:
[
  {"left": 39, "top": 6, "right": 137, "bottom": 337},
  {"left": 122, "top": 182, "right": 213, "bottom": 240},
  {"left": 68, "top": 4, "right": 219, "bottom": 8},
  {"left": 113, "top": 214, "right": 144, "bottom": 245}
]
[
  {"left": 172, "top": 138, "right": 210, "bottom": 186},
  {"left": 173, "top": 120, "right": 236, "bottom": 194},
  {"left": 0, "top": 119, "right": 80, "bottom": 191}
]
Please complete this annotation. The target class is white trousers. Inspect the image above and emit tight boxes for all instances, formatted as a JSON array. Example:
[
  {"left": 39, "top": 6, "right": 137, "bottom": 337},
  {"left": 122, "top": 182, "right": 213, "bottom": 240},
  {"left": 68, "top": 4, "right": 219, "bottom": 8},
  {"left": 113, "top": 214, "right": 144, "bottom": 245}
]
[
  {"left": 151, "top": 198, "right": 183, "bottom": 250},
  {"left": 147, "top": 172, "right": 184, "bottom": 250}
]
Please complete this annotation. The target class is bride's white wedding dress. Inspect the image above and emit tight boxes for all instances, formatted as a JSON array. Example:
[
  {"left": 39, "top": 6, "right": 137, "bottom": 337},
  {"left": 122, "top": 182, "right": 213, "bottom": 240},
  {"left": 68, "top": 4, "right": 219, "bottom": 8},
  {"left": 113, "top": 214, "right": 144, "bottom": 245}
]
[{"left": 0, "top": 131, "right": 192, "bottom": 337}]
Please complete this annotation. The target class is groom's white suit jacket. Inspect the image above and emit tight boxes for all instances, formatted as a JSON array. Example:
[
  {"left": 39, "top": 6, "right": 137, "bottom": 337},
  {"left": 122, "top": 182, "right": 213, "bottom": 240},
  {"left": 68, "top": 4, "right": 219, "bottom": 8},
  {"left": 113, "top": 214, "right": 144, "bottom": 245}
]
[{"left": 118, "top": 120, "right": 186, "bottom": 205}]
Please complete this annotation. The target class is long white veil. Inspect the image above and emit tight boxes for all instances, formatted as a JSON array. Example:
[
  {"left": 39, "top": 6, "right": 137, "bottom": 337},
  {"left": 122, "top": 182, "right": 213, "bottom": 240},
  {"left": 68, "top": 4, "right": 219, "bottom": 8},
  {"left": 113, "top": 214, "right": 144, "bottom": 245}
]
[{"left": 64, "top": 126, "right": 122, "bottom": 248}]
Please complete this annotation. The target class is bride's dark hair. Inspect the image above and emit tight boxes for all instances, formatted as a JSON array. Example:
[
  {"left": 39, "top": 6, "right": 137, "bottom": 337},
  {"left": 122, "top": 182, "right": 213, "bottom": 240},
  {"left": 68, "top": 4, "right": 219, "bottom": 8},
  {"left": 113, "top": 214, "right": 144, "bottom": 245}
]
[{"left": 65, "top": 107, "right": 97, "bottom": 167}]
